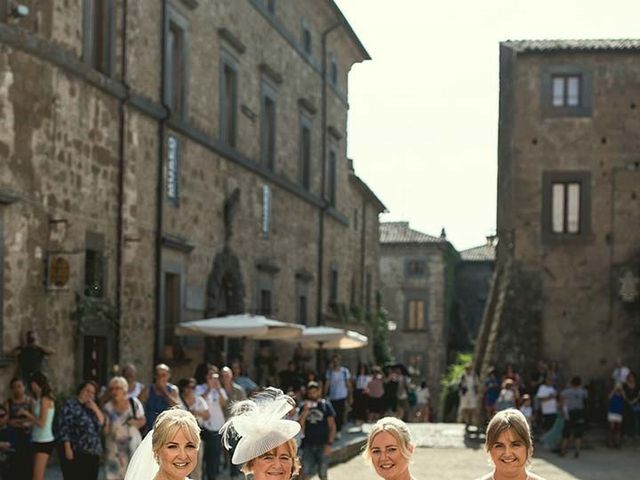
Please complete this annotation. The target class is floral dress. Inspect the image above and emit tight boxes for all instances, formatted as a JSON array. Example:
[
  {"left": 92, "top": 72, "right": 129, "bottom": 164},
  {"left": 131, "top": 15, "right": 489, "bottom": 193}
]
[{"left": 103, "top": 398, "right": 143, "bottom": 480}]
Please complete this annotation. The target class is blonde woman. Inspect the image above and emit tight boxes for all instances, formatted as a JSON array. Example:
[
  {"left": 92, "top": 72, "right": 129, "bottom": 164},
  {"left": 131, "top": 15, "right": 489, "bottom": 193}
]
[
  {"left": 475, "top": 409, "right": 546, "bottom": 480},
  {"left": 103, "top": 376, "right": 146, "bottom": 480},
  {"left": 362, "top": 417, "right": 415, "bottom": 480},
  {"left": 220, "top": 387, "right": 302, "bottom": 480},
  {"left": 124, "top": 407, "right": 201, "bottom": 480}
]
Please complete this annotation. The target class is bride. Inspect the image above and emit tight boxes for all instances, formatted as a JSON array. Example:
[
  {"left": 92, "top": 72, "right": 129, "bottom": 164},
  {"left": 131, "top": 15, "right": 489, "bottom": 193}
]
[{"left": 124, "top": 408, "right": 200, "bottom": 480}]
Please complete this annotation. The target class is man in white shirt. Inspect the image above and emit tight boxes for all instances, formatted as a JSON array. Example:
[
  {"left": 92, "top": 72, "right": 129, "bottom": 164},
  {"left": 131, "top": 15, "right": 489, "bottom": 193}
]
[
  {"left": 536, "top": 375, "right": 558, "bottom": 432},
  {"left": 612, "top": 357, "right": 630, "bottom": 385},
  {"left": 324, "top": 355, "right": 351, "bottom": 435},
  {"left": 197, "top": 367, "right": 228, "bottom": 480}
]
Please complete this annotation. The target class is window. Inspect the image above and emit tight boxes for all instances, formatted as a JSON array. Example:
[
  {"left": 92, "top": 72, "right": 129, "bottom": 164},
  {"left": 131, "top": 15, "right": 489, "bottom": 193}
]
[
  {"left": 365, "top": 272, "right": 372, "bottom": 312},
  {"left": 328, "top": 267, "right": 338, "bottom": 308},
  {"left": 299, "top": 117, "right": 312, "bottom": 189},
  {"left": 328, "top": 148, "right": 337, "bottom": 207},
  {"left": 406, "top": 259, "right": 427, "bottom": 276},
  {"left": 220, "top": 55, "right": 238, "bottom": 147},
  {"left": 542, "top": 171, "right": 592, "bottom": 241},
  {"left": 259, "top": 289, "right": 272, "bottom": 316},
  {"left": 262, "top": 185, "right": 271, "bottom": 238},
  {"left": 163, "top": 272, "right": 181, "bottom": 351},
  {"left": 406, "top": 299, "right": 425, "bottom": 330},
  {"left": 552, "top": 75, "right": 581, "bottom": 107},
  {"left": 167, "top": 135, "right": 180, "bottom": 205},
  {"left": 164, "top": 8, "right": 189, "bottom": 118},
  {"left": 261, "top": 85, "right": 277, "bottom": 169},
  {"left": 542, "top": 66, "right": 592, "bottom": 117},
  {"left": 298, "top": 295, "right": 307, "bottom": 325},
  {"left": 302, "top": 22, "right": 312, "bottom": 55},
  {"left": 266, "top": 0, "right": 276, "bottom": 14},
  {"left": 330, "top": 55, "right": 338, "bottom": 85},
  {"left": 84, "top": 232, "right": 105, "bottom": 298},
  {"left": 552, "top": 182, "right": 581, "bottom": 233},
  {"left": 83, "top": 0, "right": 115, "bottom": 75}
]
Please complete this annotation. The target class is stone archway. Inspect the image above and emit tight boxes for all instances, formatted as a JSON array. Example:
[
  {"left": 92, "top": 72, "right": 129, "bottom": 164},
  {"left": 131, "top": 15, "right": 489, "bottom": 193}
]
[{"left": 204, "top": 246, "right": 245, "bottom": 365}]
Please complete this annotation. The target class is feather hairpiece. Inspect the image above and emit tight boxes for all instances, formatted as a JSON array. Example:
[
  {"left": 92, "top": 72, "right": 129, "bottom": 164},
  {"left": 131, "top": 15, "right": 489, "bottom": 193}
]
[{"left": 219, "top": 387, "right": 301, "bottom": 465}]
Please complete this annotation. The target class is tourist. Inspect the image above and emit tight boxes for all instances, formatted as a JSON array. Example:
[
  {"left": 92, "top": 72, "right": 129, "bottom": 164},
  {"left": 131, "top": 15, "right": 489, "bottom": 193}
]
[
  {"left": 324, "top": 355, "right": 351, "bottom": 435},
  {"left": 298, "top": 381, "right": 336, "bottom": 480},
  {"left": 5, "top": 377, "right": 34, "bottom": 479},
  {"left": 608, "top": 383, "right": 624, "bottom": 448},
  {"left": 17, "top": 372, "right": 55, "bottom": 480},
  {"left": 458, "top": 364, "right": 480, "bottom": 429},
  {"left": 56, "top": 380, "right": 105, "bottom": 480},
  {"left": 362, "top": 417, "right": 415, "bottom": 480},
  {"left": 103, "top": 376, "right": 146, "bottom": 480},
  {"left": 560, "top": 376, "right": 588, "bottom": 458},
  {"left": 474, "top": 409, "right": 546, "bottom": 480},
  {"left": 139, "top": 363, "right": 180, "bottom": 432}
]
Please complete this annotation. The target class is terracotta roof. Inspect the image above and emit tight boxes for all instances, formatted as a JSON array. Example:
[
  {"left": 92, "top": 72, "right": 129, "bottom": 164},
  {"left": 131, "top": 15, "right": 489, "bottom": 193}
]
[
  {"left": 503, "top": 39, "right": 640, "bottom": 53},
  {"left": 380, "top": 222, "right": 444, "bottom": 244},
  {"left": 460, "top": 243, "right": 496, "bottom": 262}
]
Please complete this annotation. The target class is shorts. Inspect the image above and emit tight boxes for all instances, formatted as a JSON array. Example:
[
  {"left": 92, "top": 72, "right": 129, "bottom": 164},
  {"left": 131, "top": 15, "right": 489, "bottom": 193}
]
[
  {"left": 608, "top": 412, "right": 623, "bottom": 423},
  {"left": 562, "top": 409, "right": 585, "bottom": 438},
  {"left": 33, "top": 441, "right": 56, "bottom": 455},
  {"left": 302, "top": 444, "right": 328, "bottom": 480}
]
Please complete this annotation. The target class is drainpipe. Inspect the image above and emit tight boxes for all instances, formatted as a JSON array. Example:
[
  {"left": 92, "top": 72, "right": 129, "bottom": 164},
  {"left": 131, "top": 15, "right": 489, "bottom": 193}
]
[
  {"left": 316, "top": 20, "right": 342, "bottom": 328},
  {"left": 115, "top": 0, "right": 130, "bottom": 366},
  {"left": 155, "top": 0, "right": 169, "bottom": 365}
]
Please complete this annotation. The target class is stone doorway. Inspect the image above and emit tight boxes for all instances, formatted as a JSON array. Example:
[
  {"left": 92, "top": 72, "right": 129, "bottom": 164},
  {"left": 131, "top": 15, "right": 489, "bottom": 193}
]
[{"left": 204, "top": 246, "right": 245, "bottom": 365}]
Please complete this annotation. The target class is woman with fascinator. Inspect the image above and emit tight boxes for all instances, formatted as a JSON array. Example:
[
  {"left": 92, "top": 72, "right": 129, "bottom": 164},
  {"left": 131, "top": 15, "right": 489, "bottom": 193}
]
[
  {"left": 220, "top": 387, "right": 302, "bottom": 480},
  {"left": 124, "top": 407, "right": 201, "bottom": 480}
]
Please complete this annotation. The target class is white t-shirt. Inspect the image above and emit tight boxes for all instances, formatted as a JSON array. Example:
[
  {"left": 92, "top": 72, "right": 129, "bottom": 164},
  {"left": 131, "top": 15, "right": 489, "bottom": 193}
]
[
  {"left": 196, "top": 385, "right": 228, "bottom": 431},
  {"left": 326, "top": 367, "right": 350, "bottom": 400},
  {"left": 536, "top": 384, "right": 558, "bottom": 415}
]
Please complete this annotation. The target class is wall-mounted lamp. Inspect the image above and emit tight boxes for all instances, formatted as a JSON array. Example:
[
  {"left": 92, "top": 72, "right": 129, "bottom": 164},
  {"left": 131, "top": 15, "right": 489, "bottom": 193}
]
[{"left": 11, "top": 3, "right": 29, "bottom": 18}]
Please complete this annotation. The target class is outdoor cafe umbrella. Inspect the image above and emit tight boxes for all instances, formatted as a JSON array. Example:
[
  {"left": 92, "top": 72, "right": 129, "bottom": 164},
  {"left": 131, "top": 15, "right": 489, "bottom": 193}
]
[
  {"left": 174, "top": 314, "right": 304, "bottom": 340},
  {"left": 296, "top": 326, "right": 368, "bottom": 350}
]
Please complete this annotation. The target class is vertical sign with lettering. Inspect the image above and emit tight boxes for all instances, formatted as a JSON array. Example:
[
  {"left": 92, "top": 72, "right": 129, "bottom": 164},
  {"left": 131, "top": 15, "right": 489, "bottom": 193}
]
[
  {"left": 262, "top": 185, "right": 271, "bottom": 238},
  {"left": 167, "top": 135, "right": 180, "bottom": 205}
]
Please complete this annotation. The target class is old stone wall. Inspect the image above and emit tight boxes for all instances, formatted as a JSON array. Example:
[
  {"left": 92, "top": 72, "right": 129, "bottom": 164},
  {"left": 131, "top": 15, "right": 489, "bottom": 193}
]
[
  {"left": 380, "top": 243, "right": 450, "bottom": 407},
  {"left": 487, "top": 45, "right": 640, "bottom": 387},
  {"left": 0, "top": 0, "right": 381, "bottom": 391}
]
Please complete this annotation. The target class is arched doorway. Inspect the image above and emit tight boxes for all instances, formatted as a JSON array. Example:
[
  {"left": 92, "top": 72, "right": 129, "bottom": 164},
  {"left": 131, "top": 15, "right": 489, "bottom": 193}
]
[{"left": 205, "top": 246, "right": 245, "bottom": 365}]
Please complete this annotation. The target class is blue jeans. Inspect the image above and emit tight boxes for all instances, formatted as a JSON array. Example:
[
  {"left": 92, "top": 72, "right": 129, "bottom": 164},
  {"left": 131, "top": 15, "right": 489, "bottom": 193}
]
[
  {"left": 201, "top": 430, "right": 221, "bottom": 480},
  {"left": 302, "top": 444, "right": 328, "bottom": 480}
]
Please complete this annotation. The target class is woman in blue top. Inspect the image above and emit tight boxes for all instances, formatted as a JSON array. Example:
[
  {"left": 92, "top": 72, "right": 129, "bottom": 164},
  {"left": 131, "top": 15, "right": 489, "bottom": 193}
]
[
  {"left": 18, "top": 371, "right": 55, "bottom": 480},
  {"left": 608, "top": 383, "right": 625, "bottom": 448}
]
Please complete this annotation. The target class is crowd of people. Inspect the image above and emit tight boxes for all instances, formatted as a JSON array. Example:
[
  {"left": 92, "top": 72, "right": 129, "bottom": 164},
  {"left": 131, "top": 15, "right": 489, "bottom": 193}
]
[
  {"left": 457, "top": 357, "right": 640, "bottom": 458},
  {"left": 0, "top": 351, "right": 436, "bottom": 480}
]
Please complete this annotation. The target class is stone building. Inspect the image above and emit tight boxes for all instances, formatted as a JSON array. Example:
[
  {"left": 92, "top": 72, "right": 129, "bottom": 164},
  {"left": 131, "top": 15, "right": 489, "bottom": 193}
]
[
  {"left": 476, "top": 40, "right": 640, "bottom": 398},
  {"left": 451, "top": 237, "right": 495, "bottom": 354},
  {"left": 0, "top": 0, "right": 384, "bottom": 392},
  {"left": 379, "top": 222, "right": 459, "bottom": 406}
]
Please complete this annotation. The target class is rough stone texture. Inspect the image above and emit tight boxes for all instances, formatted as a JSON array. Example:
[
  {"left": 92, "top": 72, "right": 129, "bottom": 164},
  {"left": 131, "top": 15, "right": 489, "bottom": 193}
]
[
  {"left": 379, "top": 223, "right": 459, "bottom": 408},
  {"left": 0, "top": 1, "right": 382, "bottom": 392},
  {"left": 477, "top": 43, "right": 640, "bottom": 393}
]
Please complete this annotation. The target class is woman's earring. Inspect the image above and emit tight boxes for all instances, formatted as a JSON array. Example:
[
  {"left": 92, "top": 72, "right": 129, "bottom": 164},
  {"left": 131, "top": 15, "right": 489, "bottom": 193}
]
[{"left": 246, "top": 473, "right": 255, "bottom": 480}]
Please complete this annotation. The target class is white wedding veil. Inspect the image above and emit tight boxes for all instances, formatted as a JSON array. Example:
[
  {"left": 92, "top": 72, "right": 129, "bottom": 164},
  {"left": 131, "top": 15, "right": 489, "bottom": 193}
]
[{"left": 124, "top": 429, "right": 159, "bottom": 480}]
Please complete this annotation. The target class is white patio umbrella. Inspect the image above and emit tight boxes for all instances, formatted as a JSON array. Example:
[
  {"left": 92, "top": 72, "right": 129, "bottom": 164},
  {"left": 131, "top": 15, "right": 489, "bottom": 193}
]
[
  {"left": 297, "top": 326, "right": 368, "bottom": 350},
  {"left": 174, "top": 314, "right": 304, "bottom": 340}
]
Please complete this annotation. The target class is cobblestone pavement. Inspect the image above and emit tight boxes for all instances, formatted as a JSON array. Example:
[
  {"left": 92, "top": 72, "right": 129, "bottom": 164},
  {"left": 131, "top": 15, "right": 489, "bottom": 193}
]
[
  {"left": 330, "top": 424, "right": 640, "bottom": 480},
  {"left": 44, "top": 423, "right": 639, "bottom": 479}
]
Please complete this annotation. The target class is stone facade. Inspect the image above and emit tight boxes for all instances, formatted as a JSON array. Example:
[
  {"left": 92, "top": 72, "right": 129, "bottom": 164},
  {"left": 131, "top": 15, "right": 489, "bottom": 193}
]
[
  {"left": 0, "top": 0, "right": 384, "bottom": 392},
  {"left": 452, "top": 238, "right": 495, "bottom": 353},
  {"left": 379, "top": 222, "right": 459, "bottom": 408},
  {"left": 476, "top": 41, "right": 640, "bottom": 396}
]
